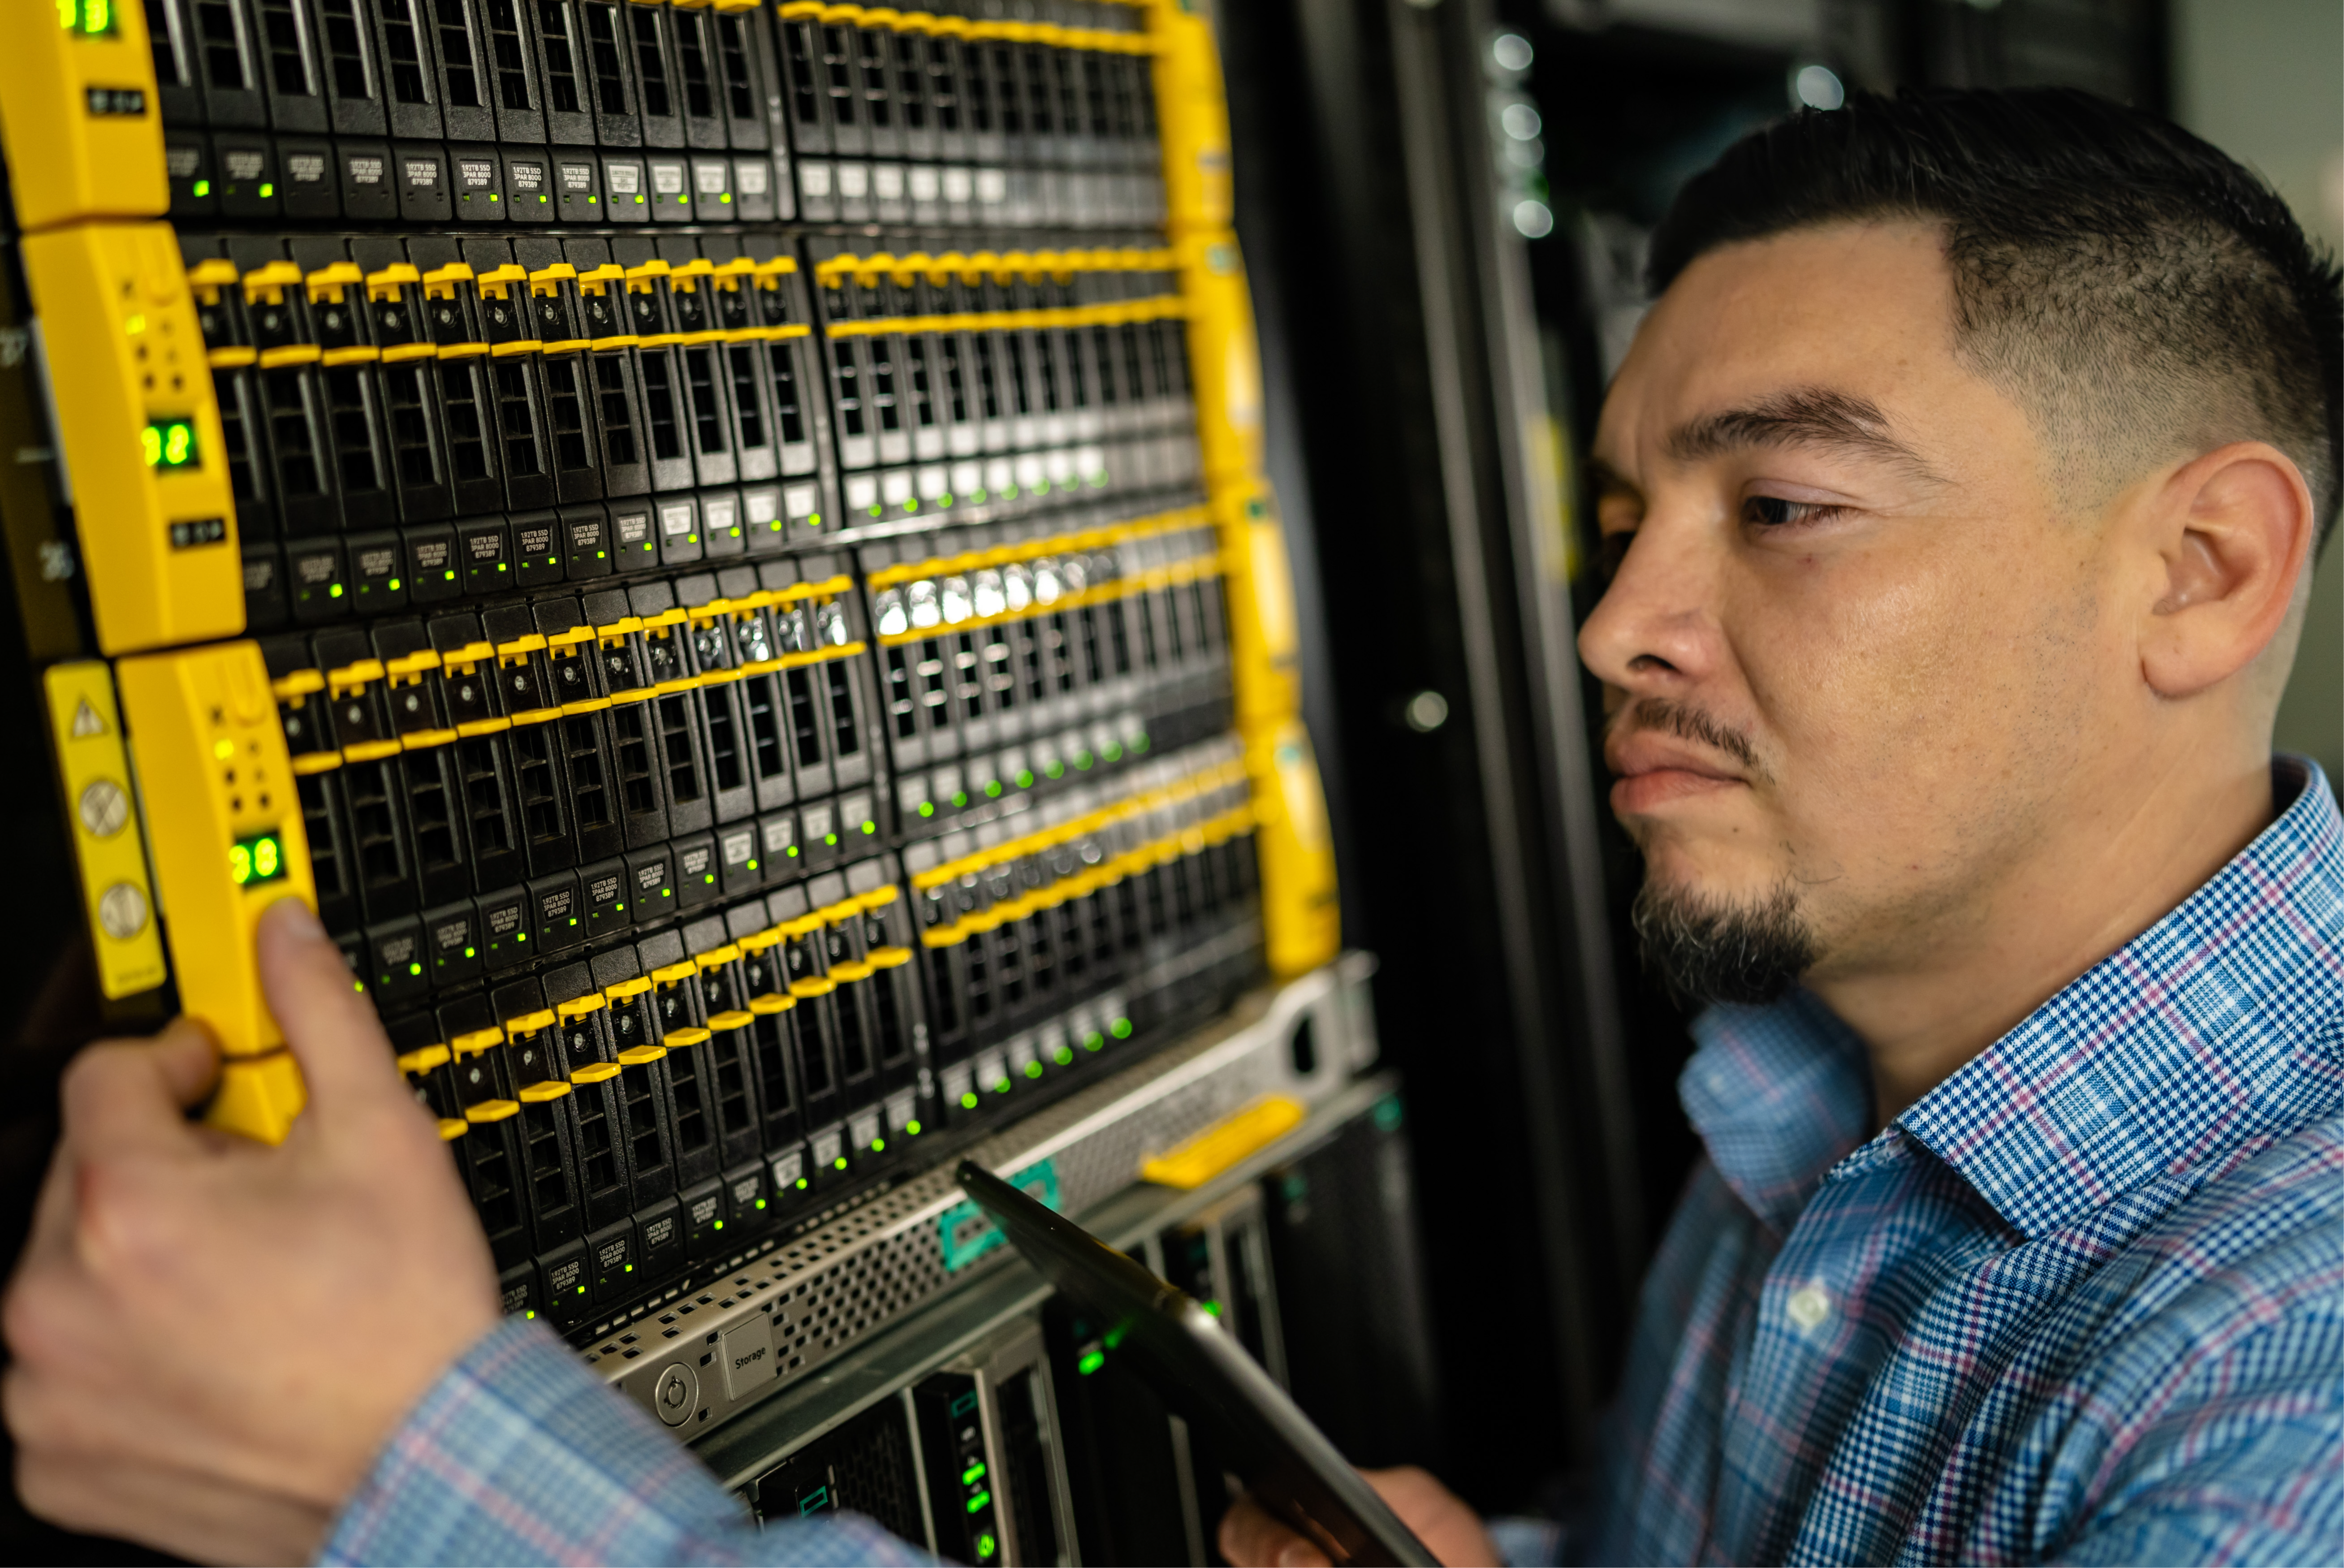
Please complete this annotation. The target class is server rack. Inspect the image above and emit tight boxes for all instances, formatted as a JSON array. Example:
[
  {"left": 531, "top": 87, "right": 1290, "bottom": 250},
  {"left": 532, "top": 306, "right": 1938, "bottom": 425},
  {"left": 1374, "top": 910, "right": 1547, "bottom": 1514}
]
[{"left": 0, "top": 2, "right": 1393, "bottom": 1559}]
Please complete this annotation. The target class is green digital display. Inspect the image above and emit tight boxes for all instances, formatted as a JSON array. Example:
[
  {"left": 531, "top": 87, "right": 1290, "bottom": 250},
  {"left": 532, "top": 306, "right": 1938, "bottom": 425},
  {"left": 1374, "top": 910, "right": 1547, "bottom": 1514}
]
[
  {"left": 142, "top": 419, "right": 198, "bottom": 470},
  {"left": 58, "top": 0, "right": 114, "bottom": 36},
  {"left": 229, "top": 831, "right": 286, "bottom": 888}
]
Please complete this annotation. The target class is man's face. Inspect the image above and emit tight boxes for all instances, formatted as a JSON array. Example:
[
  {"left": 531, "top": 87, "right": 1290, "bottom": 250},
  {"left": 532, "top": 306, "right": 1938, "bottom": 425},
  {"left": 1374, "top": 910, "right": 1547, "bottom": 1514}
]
[{"left": 1583, "top": 220, "right": 2129, "bottom": 996}]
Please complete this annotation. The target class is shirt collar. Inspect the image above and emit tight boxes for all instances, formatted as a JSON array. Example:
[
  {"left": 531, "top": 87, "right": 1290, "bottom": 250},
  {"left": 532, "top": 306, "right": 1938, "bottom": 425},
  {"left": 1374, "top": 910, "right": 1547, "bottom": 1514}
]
[
  {"left": 1679, "top": 759, "right": 2344, "bottom": 1240},
  {"left": 1681, "top": 989, "right": 1873, "bottom": 1233},
  {"left": 1902, "top": 758, "right": 2344, "bottom": 1238}
]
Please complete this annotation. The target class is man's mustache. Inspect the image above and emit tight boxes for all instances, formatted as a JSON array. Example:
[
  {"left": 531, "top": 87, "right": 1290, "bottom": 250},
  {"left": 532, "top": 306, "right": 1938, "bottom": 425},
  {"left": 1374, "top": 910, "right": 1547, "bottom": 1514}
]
[{"left": 1606, "top": 698, "right": 1763, "bottom": 777}]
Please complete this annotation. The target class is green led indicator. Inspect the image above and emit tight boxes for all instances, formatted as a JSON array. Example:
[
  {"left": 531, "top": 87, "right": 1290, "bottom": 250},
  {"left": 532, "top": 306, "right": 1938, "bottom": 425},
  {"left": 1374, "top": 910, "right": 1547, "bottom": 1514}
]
[
  {"left": 795, "top": 1177, "right": 808, "bottom": 1189},
  {"left": 1044, "top": 760, "right": 1063, "bottom": 779},
  {"left": 1110, "top": 1017, "right": 1132, "bottom": 1039},
  {"left": 1014, "top": 769, "right": 1034, "bottom": 788},
  {"left": 408, "top": 961, "right": 422, "bottom": 976},
  {"left": 960, "top": 1091, "right": 979, "bottom": 1109},
  {"left": 328, "top": 583, "right": 343, "bottom": 598},
  {"left": 1202, "top": 1299, "right": 1222, "bottom": 1317},
  {"left": 984, "top": 781, "right": 1002, "bottom": 799},
  {"left": 976, "top": 1533, "right": 997, "bottom": 1560},
  {"left": 993, "top": 1078, "right": 1011, "bottom": 1094},
  {"left": 1077, "top": 1349, "right": 1105, "bottom": 1376},
  {"left": 1023, "top": 1060, "right": 1044, "bottom": 1080},
  {"left": 1103, "top": 742, "right": 1123, "bottom": 761},
  {"left": 966, "top": 1491, "right": 991, "bottom": 1514},
  {"left": 1074, "top": 751, "right": 1092, "bottom": 769},
  {"left": 1053, "top": 1046, "right": 1073, "bottom": 1067},
  {"left": 713, "top": 1219, "right": 724, "bottom": 1229},
  {"left": 962, "top": 1462, "right": 987, "bottom": 1484},
  {"left": 463, "top": 946, "right": 475, "bottom": 958},
  {"left": 833, "top": 1155, "right": 848, "bottom": 1170},
  {"left": 918, "top": 802, "right": 934, "bottom": 817},
  {"left": 869, "top": 1137, "right": 885, "bottom": 1153},
  {"left": 755, "top": 1198, "right": 767, "bottom": 1209},
  {"left": 258, "top": 182, "right": 273, "bottom": 198},
  {"left": 192, "top": 179, "right": 210, "bottom": 196},
  {"left": 1083, "top": 1031, "right": 1104, "bottom": 1051},
  {"left": 951, "top": 791, "right": 970, "bottom": 808},
  {"left": 388, "top": 577, "right": 402, "bottom": 590}
]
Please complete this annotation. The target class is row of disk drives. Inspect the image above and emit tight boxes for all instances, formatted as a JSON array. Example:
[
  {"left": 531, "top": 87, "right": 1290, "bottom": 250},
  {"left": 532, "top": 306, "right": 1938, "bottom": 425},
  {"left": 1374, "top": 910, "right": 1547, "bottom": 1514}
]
[
  {"left": 268, "top": 500, "right": 1235, "bottom": 977},
  {"left": 399, "top": 727, "right": 1264, "bottom": 1339},
  {"left": 746, "top": 1183, "right": 1293, "bottom": 1566},
  {"left": 170, "top": 227, "right": 1198, "bottom": 631},
  {"left": 144, "top": 0, "right": 1165, "bottom": 229}
]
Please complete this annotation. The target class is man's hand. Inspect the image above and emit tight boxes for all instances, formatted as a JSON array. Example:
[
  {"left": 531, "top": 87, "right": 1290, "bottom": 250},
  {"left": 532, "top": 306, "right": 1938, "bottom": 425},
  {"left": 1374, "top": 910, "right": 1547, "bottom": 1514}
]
[
  {"left": 3, "top": 898, "right": 501, "bottom": 1563},
  {"left": 1218, "top": 1466, "right": 1503, "bottom": 1567}
]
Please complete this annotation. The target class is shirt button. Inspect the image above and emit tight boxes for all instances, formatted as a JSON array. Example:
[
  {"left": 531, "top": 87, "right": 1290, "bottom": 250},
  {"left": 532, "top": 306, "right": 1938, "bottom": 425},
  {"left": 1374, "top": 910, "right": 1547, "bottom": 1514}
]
[{"left": 1786, "top": 1281, "right": 1833, "bottom": 1333}]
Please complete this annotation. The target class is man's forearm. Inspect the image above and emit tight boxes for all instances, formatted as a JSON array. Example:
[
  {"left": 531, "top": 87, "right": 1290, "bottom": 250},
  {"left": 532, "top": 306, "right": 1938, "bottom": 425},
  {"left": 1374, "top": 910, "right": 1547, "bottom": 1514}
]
[{"left": 324, "top": 1317, "right": 932, "bottom": 1568}]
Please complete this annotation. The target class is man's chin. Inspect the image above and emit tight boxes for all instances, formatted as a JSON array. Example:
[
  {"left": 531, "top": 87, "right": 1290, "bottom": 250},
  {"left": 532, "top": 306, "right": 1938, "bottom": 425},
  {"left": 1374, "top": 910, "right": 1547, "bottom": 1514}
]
[{"left": 1630, "top": 875, "right": 1818, "bottom": 1008}]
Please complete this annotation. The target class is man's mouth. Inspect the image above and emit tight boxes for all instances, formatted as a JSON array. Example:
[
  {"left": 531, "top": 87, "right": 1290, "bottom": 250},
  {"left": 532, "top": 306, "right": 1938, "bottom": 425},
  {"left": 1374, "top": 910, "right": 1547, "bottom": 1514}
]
[{"left": 1604, "top": 729, "right": 1749, "bottom": 815}]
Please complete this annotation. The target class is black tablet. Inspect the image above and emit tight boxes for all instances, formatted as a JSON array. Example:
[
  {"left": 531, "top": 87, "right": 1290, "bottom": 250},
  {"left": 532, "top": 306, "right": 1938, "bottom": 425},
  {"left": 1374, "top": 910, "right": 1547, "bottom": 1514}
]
[{"left": 954, "top": 1160, "right": 1439, "bottom": 1568}]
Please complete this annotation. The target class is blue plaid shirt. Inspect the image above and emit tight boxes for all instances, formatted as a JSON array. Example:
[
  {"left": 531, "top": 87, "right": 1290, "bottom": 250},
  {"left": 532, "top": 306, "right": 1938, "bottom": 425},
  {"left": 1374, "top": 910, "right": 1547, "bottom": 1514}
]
[
  {"left": 322, "top": 765, "right": 2343, "bottom": 1568},
  {"left": 1543, "top": 758, "right": 2344, "bottom": 1565}
]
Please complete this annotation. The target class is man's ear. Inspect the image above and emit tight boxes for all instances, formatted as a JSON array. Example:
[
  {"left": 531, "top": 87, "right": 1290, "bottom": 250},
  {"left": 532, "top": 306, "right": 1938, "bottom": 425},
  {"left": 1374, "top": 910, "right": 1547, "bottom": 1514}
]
[{"left": 2137, "top": 442, "right": 2316, "bottom": 700}]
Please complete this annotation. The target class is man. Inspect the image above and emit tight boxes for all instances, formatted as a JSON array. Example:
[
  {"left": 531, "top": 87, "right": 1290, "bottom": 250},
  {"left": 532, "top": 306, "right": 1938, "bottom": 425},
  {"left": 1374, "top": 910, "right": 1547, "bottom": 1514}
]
[
  {"left": 4, "top": 86, "right": 2338, "bottom": 1567},
  {"left": 1226, "top": 88, "right": 2344, "bottom": 1565}
]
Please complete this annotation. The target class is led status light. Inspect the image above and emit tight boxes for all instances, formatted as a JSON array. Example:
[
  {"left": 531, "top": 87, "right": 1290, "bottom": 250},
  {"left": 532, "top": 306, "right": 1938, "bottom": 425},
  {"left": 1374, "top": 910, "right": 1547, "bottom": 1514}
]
[
  {"left": 141, "top": 419, "right": 199, "bottom": 470},
  {"left": 229, "top": 831, "right": 286, "bottom": 887}
]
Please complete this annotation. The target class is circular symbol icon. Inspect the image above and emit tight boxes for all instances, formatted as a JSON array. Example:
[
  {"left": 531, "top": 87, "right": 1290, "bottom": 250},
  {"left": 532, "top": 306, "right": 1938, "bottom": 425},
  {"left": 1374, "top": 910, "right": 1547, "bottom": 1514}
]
[
  {"left": 652, "top": 1364, "right": 696, "bottom": 1426},
  {"left": 78, "top": 779, "right": 129, "bottom": 838},
  {"left": 97, "top": 882, "right": 149, "bottom": 940}
]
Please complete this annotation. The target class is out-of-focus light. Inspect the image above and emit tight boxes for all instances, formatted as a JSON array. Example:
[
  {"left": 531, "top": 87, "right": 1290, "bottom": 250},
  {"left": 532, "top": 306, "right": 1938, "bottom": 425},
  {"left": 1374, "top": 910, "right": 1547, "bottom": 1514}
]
[
  {"left": 1511, "top": 199, "right": 1554, "bottom": 239},
  {"left": 1501, "top": 102, "right": 1541, "bottom": 140},
  {"left": 1504, "top": 138, "right": 1544, "bottom": 170},
  {"left": 1795, "top": 64, "right": 1845, "bottom": 111},
  {"left": 1491, "top": 33, "right": 1532, "bottom": 71}
]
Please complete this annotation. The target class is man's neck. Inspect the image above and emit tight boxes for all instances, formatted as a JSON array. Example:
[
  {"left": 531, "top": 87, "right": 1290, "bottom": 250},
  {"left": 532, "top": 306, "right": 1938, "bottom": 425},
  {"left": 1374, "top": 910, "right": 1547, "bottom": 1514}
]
[{"left": 1809, "top": 755, "right": 2279, "bottom": 1127}]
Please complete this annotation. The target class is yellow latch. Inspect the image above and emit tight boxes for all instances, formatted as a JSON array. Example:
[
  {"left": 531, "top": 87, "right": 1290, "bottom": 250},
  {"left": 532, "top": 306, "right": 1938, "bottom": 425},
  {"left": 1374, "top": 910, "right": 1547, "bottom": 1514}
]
[{"left": 1139, "top": 1095, "right": 1306, "bottom": 1189}]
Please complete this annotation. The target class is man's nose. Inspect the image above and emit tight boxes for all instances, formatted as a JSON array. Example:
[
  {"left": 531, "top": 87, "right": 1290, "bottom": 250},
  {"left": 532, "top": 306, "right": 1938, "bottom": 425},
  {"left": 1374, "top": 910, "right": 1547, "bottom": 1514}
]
[{"left": 1577, "top": 513, "right": 1721, "bottom": 694}]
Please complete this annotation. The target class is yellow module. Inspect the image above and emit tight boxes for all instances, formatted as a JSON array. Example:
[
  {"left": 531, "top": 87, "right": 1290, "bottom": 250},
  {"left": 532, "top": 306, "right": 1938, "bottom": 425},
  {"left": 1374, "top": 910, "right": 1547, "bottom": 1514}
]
[
  {"left": 116, "top": 643, "right": 317, "bottom": 1144},
  {"left": 21, "top": 222, "right": 245, "bottom": 656},
  {"left": 42, "top": 663, "right": 167, "bottom": 1000},
  {"left": 0, "top": 0, "right": 167, "bottom": 233}
]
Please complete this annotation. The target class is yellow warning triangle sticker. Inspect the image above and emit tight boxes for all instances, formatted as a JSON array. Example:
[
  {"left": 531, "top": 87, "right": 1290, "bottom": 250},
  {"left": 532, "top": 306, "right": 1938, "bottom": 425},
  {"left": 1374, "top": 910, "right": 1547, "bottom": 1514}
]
[{"left": 69, "top": 699, "right": 104, "bottom": 738}]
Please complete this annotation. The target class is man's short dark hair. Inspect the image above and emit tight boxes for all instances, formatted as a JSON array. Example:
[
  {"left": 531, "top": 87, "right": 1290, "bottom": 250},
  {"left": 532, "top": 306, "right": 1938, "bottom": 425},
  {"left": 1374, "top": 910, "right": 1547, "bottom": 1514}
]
[{"left": 1649, "top": 88, "right": 2343, "bottom": 546}]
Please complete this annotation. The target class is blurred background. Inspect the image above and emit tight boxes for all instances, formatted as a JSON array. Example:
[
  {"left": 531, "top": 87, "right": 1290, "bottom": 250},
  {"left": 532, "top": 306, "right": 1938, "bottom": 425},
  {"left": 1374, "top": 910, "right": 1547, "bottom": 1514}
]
[{"left": 1213, "top": 0, "right": 2343, "bottom": 1518}]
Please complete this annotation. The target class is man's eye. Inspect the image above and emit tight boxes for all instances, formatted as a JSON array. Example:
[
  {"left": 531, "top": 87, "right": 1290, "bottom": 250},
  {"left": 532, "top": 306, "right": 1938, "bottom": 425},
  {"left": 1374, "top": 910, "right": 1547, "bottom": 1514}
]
[
  {"left": 1597, "top": 529, "right": 1633, "bottom": 586},
  {"left": 1743, "top": 495, "right": 1843, "bottom": 528}
]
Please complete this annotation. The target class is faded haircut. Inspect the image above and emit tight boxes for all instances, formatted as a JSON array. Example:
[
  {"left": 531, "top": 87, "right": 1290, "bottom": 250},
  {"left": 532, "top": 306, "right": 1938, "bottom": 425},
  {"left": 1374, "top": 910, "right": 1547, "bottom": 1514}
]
[{"left": 1648, "top": 88, "right": 2344, "bottom": 546}]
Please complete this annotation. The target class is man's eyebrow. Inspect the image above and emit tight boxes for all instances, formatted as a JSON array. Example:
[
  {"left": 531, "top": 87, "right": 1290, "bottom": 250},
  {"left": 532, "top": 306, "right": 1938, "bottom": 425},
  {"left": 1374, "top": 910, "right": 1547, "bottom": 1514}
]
[
  {"left": 1585, "top": 454, "right": 1636, "bottom": 497},
  {"left": 1662, "top": 387, "right": 1943, "bottom": 480}
]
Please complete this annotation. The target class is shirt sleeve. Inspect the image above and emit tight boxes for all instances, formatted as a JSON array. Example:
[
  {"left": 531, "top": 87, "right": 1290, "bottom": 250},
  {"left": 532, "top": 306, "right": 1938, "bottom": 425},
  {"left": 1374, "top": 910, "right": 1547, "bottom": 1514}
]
[
  {"left": 2049, "top": 1334, "right": 2343, "bottom": 1568},
  {"left": 1485, "top": 1514, "right": 1563, "bottom": 1567},
  {"left": 320, "top": 1316, "right": 935, "bottom": 1568}
]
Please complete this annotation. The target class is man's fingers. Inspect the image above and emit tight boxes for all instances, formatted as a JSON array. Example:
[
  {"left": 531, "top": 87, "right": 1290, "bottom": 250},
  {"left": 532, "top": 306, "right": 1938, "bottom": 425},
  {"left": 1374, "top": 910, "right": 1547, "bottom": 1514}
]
[
  {"left": 55, "top": 1022, "right": 218, "bottom": 1162},
  {"left": 1218, "top": 1494, "right": 1330, "bottom": 1568},
  {"left": 254, "top": 897, "right": 404, "bottom": 1121}
]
